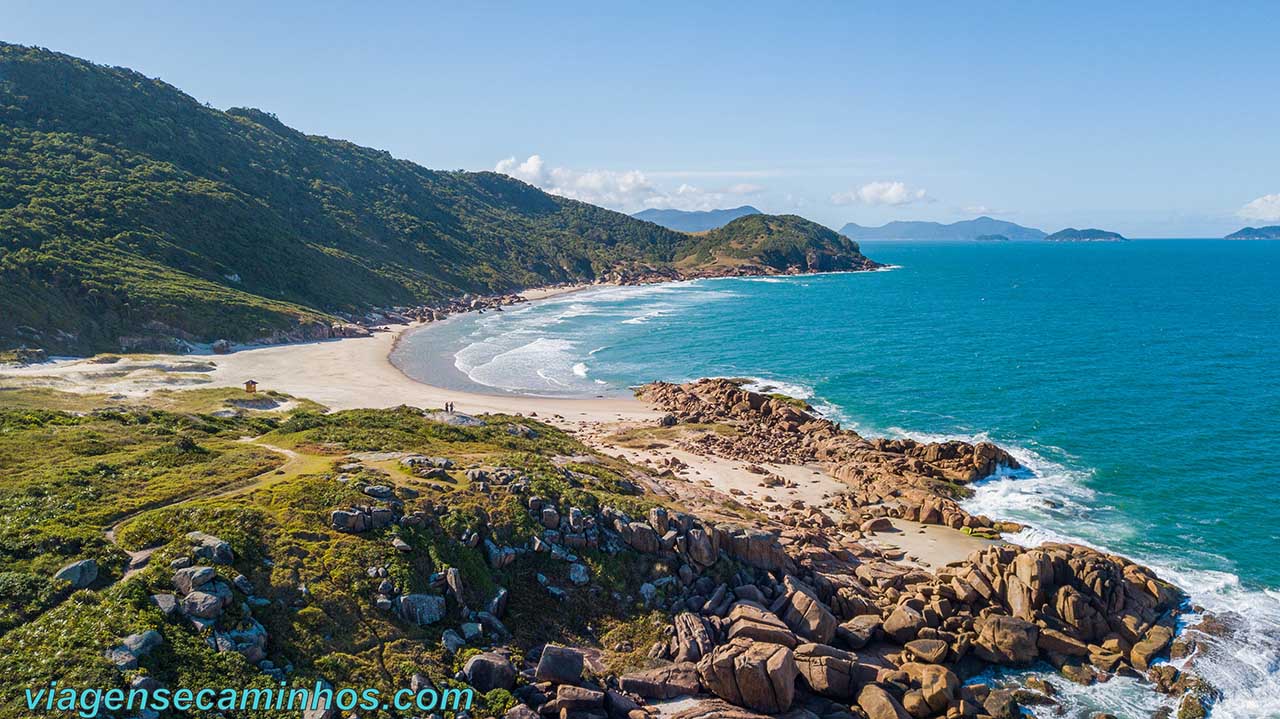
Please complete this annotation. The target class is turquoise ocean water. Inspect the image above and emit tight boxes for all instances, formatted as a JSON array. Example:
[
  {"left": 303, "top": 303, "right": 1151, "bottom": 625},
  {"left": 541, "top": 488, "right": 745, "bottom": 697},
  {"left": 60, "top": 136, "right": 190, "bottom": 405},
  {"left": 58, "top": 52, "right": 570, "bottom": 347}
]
[{"left": 393, "top": 240, "right": 1280, "bottom": 717}]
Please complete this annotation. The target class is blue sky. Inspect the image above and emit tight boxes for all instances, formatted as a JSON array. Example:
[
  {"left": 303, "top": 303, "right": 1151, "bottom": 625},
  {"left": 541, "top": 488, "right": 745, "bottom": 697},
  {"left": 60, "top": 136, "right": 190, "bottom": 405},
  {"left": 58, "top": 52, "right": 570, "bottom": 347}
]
[{"left": 5, "top": 1, "right": 1278, "bottom": 236}]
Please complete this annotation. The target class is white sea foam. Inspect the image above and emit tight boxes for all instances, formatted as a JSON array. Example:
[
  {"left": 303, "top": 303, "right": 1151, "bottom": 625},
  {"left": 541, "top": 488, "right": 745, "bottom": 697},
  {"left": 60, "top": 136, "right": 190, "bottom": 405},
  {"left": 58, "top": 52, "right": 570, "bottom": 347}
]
[
  {"left": 620, "top": 308, "right": 668, "bottom": 325},
  {"left": 437, "top": 274, "right": 1280, "bottom": 715},
  {"left": 739, "top": 376, "right": 817, "bottom": 400},
  {"left": 736, "top": 376, "right": 863, "bottom": 430},
  {"left": 823, "top": 417, "right": 1280, "bottom": 718},
  {"left": 439, "top": 271, "right": 1278, "bottom": 716},
  {"left": 444, "top": 279, "right": 737, "bottom": 395},
  {"left": 954, "top": 438, "right": 1280, "bottom": 718},
  {"left": 535, "top": 368, "right": 567, "bottom": 387},
  {"left": 457, "top": 337, "right": 585, "bottom": 393}
]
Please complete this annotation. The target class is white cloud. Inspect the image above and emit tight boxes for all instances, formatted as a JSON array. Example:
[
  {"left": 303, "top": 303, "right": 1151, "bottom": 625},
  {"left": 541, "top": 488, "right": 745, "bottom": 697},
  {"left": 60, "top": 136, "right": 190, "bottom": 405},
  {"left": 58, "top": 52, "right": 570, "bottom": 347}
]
[
  {"left": 831, "top": 181, "right": 932, "bottom": 207},
  {"left": 494, "top": 154, "right": 767, "bottom": 212},
  {"left": 493, "top": 154, "right": 545, "bottom": 182},
  {"left": 1238, "top": 194, "right": 1280, "bottom": 222},
  {"left": 725, "top": 183, "right": 765, "bottom": 196}
]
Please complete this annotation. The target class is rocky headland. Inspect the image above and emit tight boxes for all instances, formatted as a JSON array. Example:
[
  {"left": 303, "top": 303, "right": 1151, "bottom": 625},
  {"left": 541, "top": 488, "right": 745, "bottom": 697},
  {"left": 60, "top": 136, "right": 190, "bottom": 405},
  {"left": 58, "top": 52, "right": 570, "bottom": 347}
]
[
  {"left": 0, "top": 339, "right": 1220, "bottom": 719},
  {"left": 621, "top": 379, "right": 1215, "bottom": 718}
]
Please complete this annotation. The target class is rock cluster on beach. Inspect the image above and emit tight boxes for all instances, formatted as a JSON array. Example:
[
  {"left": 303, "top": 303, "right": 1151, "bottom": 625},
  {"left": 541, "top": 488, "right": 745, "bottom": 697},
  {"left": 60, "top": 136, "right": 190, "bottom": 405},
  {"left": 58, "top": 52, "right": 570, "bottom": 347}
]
[
  {"left": 638, "top": 378, "right": 1020, "bottom": 536},
  {"left": 285, "top": 381, "right": 1209, "bottom": 719},
  {"left": 70, "top": 377, "right": 1214, "bottom": 719},
  {"left": 533, "top": 502, "right": 1185, "bottom": 718}
]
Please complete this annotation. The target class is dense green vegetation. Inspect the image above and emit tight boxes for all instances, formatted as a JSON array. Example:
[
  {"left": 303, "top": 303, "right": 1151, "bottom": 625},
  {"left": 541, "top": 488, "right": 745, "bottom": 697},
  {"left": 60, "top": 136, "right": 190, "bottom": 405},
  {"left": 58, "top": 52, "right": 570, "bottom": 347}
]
[
  {"left": 0, "top": 391, "right": 685, "bottom": 717},
  {"left": 0, "top": 43, "right": 878, "bottom": 354},
  {"left": 0, "top": 44, "right": 689, "bottom": 353},
  {"left": 678, "top": 213, "right": 876, "bottom": 271},
  {"left": 0, "top": 405, "right": 282, "bottom": 631}
]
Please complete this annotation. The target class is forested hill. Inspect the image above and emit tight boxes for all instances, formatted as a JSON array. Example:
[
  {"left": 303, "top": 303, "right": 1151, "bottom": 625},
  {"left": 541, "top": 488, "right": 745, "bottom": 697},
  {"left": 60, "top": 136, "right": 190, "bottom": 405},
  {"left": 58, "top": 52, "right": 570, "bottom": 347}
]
[
  {"left": 0, "top": 43, "right": 705, "bottom": 353},
  {"left": 677, "top": 214, "right": 880, "bottom": 273}
]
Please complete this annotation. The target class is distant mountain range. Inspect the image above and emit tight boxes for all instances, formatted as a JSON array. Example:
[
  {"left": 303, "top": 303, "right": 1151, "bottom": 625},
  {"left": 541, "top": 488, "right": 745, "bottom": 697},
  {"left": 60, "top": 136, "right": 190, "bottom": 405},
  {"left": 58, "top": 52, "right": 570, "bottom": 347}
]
[
  {"left": 1225, "top": 226, "right": 1280, "bottom": 240},
  {"left": 1045, "top": 228, "right": 1126, "bottom": 242},
  {"left": 838, "top": 216, "right": 1046, "bottom": 241},
  {"left": 632, "top": 204, "right": 757, "bottom": 232},
  {"left": 633, "top": 205, "right": 761, "bottom": 232}
]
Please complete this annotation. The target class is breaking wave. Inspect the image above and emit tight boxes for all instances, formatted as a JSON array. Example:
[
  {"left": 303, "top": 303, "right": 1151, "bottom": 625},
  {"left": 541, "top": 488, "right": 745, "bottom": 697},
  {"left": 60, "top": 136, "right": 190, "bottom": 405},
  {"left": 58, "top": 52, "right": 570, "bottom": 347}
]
[{"left": 947, "top": 436, "right": 1280, "bottom": 718}]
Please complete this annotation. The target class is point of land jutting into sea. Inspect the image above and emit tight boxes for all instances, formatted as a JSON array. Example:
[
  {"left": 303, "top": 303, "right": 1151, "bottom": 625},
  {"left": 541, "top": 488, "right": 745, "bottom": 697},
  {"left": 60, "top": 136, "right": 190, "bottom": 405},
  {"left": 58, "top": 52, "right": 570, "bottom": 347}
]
[{"left": 2, "top": 36, "right": 1278, "bottom": 719}]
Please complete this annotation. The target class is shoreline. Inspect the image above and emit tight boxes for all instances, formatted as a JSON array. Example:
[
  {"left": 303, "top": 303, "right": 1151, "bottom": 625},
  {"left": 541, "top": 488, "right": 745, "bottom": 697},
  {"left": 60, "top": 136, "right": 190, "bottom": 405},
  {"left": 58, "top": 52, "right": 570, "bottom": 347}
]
[
  {"left": 0, "top": 277, "right": 1235, "bottom": 716},
  {"left": 0, "top": 280, "right": 658, "bottom": 426},
  {"left": 388, "top": 281, "right": 599, "bottom": 359},
  {"left": 389, "top": 268, "right": 901, "bottom": 401},
  {"left": 387, "top": 282, "right": 638, "bottom": 401},
  {"left": 0, "top": 275, "right": 1220, "bottom": 575},
  {"left": 0, "top": 274, "right": 999, "bottom": 570}
]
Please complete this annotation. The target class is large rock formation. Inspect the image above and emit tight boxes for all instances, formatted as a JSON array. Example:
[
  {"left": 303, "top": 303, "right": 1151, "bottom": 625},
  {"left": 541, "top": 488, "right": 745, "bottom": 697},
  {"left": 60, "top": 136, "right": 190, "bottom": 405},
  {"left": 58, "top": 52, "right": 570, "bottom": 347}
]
[
  {"left": 290, "top": 377, "right": 1203, "bottom": 719},
  {"left": 637, "top": 378, "right": 1019, "bottom": 532},
  {"left": 696, "top": 639, "right": 798, "bottom": 713}
]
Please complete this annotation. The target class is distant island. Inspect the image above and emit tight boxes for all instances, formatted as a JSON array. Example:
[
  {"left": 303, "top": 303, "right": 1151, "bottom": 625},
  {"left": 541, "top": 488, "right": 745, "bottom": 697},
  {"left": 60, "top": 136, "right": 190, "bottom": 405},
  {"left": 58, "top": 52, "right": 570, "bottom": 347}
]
[
  {"left": 839, "top": 216, "right": 1046, "bottom": 241},
  {"left": 633, "top": 205, "right": 762, "bottom": 232},
  {"left": 1225, "top": 225, "right": 1280, "bottom": 240},
  {"left": 975, "top": 234, "right": 1010, "bottom": 242},
  {"left": 1045, "top": 228, "right": 1127, "bottom": 242}
]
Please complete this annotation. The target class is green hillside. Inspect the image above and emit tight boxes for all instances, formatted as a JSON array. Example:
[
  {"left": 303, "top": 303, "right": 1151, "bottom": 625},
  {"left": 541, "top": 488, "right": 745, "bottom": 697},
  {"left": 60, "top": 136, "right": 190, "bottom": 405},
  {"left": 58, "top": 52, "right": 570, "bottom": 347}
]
[
  {"left": 0, "top": 44, "right": 701, "bottom": 353},
  {"left": 678, "top": 214, "right": 880, "bottom": 273}
]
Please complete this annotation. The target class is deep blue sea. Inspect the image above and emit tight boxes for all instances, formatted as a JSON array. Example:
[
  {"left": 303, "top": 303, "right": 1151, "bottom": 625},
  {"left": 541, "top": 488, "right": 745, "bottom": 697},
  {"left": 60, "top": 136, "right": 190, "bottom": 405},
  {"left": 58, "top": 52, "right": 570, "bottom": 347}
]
[{"left": 393, "top": 240, "right": 1280, "bottom": 717}]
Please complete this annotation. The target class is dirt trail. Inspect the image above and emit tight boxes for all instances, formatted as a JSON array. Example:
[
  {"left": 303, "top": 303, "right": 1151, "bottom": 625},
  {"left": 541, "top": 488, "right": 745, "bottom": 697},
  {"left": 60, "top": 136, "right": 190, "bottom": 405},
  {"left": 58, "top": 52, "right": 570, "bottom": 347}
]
[{"left": 102, "top": 437, "right": 305, "bottom": 581}]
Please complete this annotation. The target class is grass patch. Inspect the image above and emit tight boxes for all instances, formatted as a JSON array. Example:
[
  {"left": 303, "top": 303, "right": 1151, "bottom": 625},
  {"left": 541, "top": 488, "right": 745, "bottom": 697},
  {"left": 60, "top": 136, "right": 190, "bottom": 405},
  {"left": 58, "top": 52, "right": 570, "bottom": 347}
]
[{"left": 0, "top": 393, "right": 689, "bottom": 715}]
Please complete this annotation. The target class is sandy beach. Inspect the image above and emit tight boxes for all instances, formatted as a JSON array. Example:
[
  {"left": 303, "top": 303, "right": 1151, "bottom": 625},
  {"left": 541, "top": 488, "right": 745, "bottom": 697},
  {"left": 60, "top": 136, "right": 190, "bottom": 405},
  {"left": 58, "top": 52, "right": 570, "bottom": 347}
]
[
  {"left": 0, "top": 280, "right": 990, "bottom": 569},
  {"left": 0, "top": 282, "right": 654, "bottom": 426}
]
